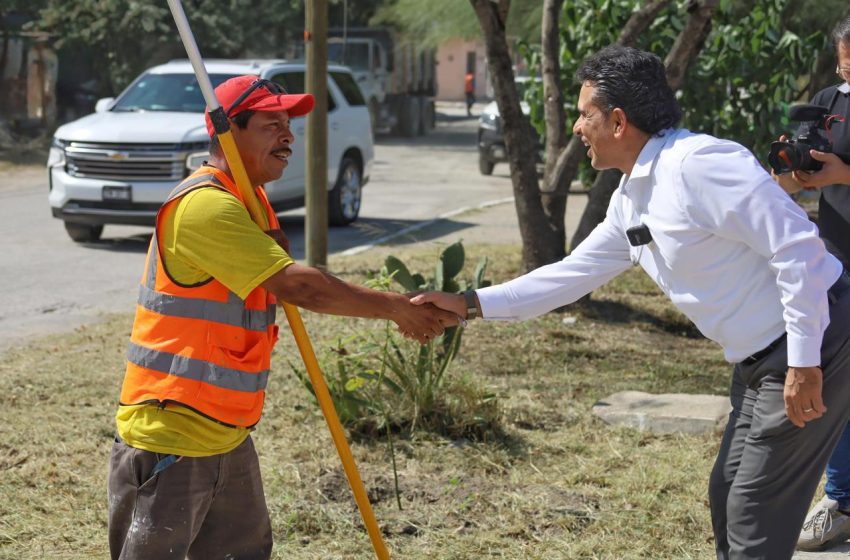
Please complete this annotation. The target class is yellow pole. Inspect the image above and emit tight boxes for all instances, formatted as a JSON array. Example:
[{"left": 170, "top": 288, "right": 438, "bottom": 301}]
[
  {"left": 166, "top": 2, "right": 390, "bottom": 558},
  {"left": 281, "top": 304, "right": 390, "bottom": 559}
]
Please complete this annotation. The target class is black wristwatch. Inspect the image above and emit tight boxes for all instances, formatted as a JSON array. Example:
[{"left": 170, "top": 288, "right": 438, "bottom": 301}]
[{"left": 463, "top": 290, "right": 479, "bottom": 320}]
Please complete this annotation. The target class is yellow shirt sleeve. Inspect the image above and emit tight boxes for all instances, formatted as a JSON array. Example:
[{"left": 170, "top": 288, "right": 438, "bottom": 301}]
[{"left": 159, "top": 187, "right": 294, "bottom": 299}]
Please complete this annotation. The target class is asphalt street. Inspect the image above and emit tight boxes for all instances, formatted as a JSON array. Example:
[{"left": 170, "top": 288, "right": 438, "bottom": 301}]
[{"left": 0, "top": 103, "right": 528, "bottom": 352}]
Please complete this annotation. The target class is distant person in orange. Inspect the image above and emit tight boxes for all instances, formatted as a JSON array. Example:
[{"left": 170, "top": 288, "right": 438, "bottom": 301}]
[{"left": 464, "top": 71, "right": 475, "bottom": 116}]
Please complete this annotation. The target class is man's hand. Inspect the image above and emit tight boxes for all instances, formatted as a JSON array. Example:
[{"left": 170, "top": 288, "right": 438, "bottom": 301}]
[
  {"left": 392, "top": 298, "right": 458, "bottom": 343},
  {"left": 772, "top": 169, "right": 804, "bottom": 194},
  {"left": 784, "top": 366, "right": 826, "bottom": 428},
  {"left": 265, "top": 228, "right": 290, "bottom": 253},
  {"left": 793, "top": 151, "right": 850, "bottom": 189},
  {"left": 409, "top": 291, "right": 467, "bottom": 318}
]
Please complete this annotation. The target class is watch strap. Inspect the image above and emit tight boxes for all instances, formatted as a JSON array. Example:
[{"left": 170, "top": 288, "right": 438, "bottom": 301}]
[{"left": 463, "top": 290, "right": 478, "bottom": 320}]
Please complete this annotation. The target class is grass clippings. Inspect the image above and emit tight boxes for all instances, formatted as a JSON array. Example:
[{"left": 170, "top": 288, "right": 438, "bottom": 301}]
[{"left": 0, "top": 243, "right": 732, "bottom": 559}]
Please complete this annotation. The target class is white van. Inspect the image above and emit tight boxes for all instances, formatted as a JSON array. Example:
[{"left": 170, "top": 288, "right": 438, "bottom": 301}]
[{"left": 48, "top": 59, "right": 374, "bottom": 242}]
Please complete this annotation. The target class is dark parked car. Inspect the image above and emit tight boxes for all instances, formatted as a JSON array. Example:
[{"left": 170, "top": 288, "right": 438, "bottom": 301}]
[{"left": 477, "top": 77, "right": 543, "bottom": 175}]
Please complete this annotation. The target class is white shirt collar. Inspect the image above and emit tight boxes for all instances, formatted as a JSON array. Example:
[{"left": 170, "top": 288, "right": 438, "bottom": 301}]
[
  {"left": 624, "top": 129, "right": 675, "bottom": 187},
  {"left": 838, "top": 82, "right": 850, "bottom": 94}
]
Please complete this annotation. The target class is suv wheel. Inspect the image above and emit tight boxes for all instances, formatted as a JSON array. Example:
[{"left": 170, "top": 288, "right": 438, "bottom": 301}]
[
  {"left": 479, "top": 152, "right": 495, "bottom": 176},
  {"left": 329, "top": 157, "right": 362, "bottom": 226},
  {"left": 64, "top": 222, "right": 103, "bottom": 242}
]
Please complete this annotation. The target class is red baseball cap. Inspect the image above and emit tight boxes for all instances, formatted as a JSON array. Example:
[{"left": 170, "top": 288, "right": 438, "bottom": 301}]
[{"left": 204, "top": 74, "right": 315, "bottom": 137}]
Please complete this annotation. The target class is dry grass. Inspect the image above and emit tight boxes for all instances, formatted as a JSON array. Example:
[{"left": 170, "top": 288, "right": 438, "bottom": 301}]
[{"left": 0, "top": 243, "right": 732, "bottom": 559}]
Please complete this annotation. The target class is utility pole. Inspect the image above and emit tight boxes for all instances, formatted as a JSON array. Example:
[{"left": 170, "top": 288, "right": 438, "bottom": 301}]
[{"left": 305, "top": 0, "right": 328, "bottom": 267}]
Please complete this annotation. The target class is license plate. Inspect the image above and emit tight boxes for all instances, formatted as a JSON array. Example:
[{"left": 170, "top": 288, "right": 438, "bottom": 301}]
[{"left": 102, "top": 185, "right": 132, "bottom": 202}]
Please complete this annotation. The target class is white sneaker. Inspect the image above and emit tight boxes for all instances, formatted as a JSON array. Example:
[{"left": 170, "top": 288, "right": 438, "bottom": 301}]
[{"left": 797, "top": 496, "right": 850, "bottom": 550}]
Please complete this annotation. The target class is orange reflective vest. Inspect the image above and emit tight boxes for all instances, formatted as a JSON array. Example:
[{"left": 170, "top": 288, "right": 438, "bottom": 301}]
[{"left": 119, "top": 166, "right": 280, "bottom": 427}]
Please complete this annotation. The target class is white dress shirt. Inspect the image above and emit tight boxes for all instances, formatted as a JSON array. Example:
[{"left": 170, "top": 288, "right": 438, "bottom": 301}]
[{"left": 477, "top": 129, "right": 843, "bottom": 365}]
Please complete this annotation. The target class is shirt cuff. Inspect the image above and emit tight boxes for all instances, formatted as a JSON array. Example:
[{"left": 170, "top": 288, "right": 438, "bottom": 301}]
[
  {"left": 786, "top": 333, "right": 823, "bottom": 368},
  {"left": 475, "top": 285, "right": 516, "bottom": 320}
]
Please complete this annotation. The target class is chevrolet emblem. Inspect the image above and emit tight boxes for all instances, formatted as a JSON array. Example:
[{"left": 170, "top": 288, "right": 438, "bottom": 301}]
[{"left": 106, "top": 151, "right": 129, "bottom": 160}]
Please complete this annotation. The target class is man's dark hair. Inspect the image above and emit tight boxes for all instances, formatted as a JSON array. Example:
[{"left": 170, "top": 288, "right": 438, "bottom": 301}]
[
  {"left": 208, "top": 110, "right": 256, "bottom": 155},
  {"left": 834, "top": 15, "right": 850, "bottom": 47},
  {"left": 575, "top": 45, "right": 681, "bottom": 135}
]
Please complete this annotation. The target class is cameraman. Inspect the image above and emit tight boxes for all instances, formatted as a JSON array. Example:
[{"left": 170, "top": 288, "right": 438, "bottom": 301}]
[{"left": 773, "top": 15, "right": 850, "bottom": 551}]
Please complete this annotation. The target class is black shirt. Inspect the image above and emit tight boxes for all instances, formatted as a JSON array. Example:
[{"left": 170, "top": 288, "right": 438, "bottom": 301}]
[{"left": 810, "top": 83, "right": 850, "bottom": 266}]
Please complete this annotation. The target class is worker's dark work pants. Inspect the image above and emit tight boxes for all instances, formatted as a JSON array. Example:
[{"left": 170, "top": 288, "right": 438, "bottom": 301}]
[
  {"left": 107, "top": 436, "right": 272, "bottom": 560},
  {"left": 709, "top": 292, "right": 850, "bottom": 559}
]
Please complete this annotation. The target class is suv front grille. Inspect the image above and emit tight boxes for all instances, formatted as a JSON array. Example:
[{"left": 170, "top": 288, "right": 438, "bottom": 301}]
[{"left": 64, "top": 141, "right": 209, "bottom": 182}]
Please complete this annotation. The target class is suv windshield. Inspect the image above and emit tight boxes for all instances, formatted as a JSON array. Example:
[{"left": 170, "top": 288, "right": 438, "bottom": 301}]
[
  {"left": 328, "top": 43, "right": 370, "bottom": 70},
  {"left": 112, "top": 73, "right": 238, "bottom": 112}
]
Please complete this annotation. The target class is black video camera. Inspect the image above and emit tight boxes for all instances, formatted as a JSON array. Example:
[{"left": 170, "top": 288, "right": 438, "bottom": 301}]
[{"left": 768, "top": 104, "right": 843, "bottom": 174}]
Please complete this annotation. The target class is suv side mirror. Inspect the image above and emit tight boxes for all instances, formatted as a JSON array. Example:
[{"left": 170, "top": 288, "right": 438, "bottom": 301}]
[{"left": 94, "top": 98, "right": 115, "bottom": 113}]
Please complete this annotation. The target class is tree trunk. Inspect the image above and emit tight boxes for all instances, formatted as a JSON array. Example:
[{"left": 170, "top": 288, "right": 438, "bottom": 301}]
[
  {"left": 568, "top": 0, "right": 719, "bottom": 250},
  {"left": 617, "top": 0, "right": 676, "bottom": 46},
  {"left": 0, "top": 19, "right": 8, "bottom": 97},
  {"left": 543, "top": 0, "right": 676, "bottom": 252},
  {"left": 664, "top": 0, "right": 719, "bottom": 91},
  {"left": 569, "top": 169, "right": 622, "bottom": 252},
  {"left": 470, "top": 0, "right": 563, "bottom": 271},
  {"left": 539, "top": 0, "right": 568, "bottom": 261}
]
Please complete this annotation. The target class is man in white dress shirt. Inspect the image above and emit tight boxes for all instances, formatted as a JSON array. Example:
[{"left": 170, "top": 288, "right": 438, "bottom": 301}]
[{"left": 412, "top": 45, "right": 850, "bottom": 560}]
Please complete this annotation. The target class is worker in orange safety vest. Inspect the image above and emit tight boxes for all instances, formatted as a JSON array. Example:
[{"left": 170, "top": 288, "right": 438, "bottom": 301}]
[{"left": 107, "top": 75, "right": 456, "bottom": 560}]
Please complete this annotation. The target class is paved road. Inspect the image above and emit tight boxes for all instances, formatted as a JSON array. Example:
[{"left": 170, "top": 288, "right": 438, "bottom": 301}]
[{"left": 0, "top": 103, "right": 521, "bottom": 352}]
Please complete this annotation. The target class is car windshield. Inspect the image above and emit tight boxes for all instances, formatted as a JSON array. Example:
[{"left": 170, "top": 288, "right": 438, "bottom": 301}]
[
  {"left": 111, "top": 73, "right": 239, "bottom": 112},
  {"left": 328, "top": 43, "right": 370, "bottom": 70}
]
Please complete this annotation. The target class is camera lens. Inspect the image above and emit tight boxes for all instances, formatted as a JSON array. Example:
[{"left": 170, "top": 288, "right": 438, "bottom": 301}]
[{"left": 768, "top": 142, "right": 799, "bottom": 174}]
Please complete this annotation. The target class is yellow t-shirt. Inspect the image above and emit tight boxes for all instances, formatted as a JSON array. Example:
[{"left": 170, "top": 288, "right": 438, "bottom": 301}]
[{"left": 116, "top": 186, "right": 293, "bottom": 457}]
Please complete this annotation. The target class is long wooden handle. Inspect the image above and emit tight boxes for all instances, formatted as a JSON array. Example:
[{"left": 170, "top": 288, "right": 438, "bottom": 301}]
[{"left": 165, "top": 1, "right": 390, "bottom": 557}]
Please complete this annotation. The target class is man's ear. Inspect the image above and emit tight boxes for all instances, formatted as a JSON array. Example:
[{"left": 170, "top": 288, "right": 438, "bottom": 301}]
[{"left": 611, "top": 107, "right": 627, "bottom": 137}]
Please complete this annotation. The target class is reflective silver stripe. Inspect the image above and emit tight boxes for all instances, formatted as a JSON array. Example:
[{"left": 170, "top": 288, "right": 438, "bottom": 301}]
[
  {"left": 127, "top": 342, "right": 269, "bottom": 393},
  {"left": 165, "top": 173, "right": 225, "bottom": 203},
  {"left": 138, "top": 284, "right": 272, "bottom": 332},
  {"left": 145, "top": 232, "right": 158, "bottom": 289}
]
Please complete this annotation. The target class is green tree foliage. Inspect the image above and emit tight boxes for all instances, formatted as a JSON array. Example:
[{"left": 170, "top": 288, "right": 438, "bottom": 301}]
[
  {"left": 34, "top": 0, "right": 305, "bottom": 94},
  {"left": 680, "top": 0, "right": 823, "bottom": 157},
  {"left": 523, "top": 0, "right": 827, "bottom": 165},
  {"left": 373, "top": 0, "right": 544, "bottom": 47}
]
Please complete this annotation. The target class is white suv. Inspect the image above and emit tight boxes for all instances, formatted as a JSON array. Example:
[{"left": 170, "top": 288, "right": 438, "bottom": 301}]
[{"left": 48, "top": 59, "right": 374, "bottom": 242}]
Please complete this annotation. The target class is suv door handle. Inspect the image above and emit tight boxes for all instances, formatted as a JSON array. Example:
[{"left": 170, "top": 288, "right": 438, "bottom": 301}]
[{"left": 330, "top": 122, "right": 339, "bottom": 131}]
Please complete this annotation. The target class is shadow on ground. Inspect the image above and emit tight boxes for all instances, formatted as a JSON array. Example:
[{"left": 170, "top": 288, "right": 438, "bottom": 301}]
[
  {"left": 580, "top": 298, "right": 704, "bottom": 339},
  {"left": 80, "top": 215, "right": 478, "bottom": 259}
]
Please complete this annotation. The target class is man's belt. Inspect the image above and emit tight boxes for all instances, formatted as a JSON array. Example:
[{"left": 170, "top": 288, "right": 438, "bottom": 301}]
[
  {"left": 741, "top": 334, "right": 786, "bottom": 366},
  {"left": 741, "top": 270, "right": 850, "bottom": 366}
]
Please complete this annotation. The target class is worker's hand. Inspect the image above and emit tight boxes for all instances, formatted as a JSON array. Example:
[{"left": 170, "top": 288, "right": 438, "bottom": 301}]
[
  {"left": 793, "top": 151, "right": 850, "bottom": 189},
  {"left": 392, "top": 298, "right": 457, "bottom": 344},
  {"left": 409, "top": 291, "right": 467, "bottom": 318},
  {"left": 784, "top": 366, "right": 826, "bottom": 428},
  {"left": 265, "top": 228, "right": 290, "bottom": 253}
]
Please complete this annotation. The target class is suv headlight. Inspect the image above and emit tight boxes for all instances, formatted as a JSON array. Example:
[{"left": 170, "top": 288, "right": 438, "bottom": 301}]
[
  {"left": 47, "top": 137, "right": 66, "bottom": 167},
  {"left": 185, "top": 151, "right": 209, "bottom": 172},
  {"left": 479, "top": 112, "right": 500, "bottom": 131}
]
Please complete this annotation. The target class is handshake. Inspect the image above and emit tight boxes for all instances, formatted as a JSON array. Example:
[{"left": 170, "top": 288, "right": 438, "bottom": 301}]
[
  {"left": 262, "top": 228, "right": 479, "bottom": 345},
  {"left": 395, "top": 291, "right": 474, "bottom": 344}
]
